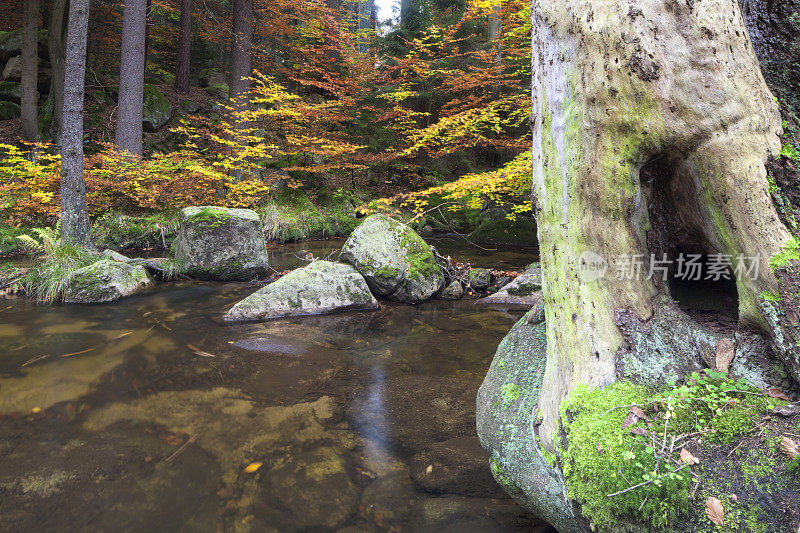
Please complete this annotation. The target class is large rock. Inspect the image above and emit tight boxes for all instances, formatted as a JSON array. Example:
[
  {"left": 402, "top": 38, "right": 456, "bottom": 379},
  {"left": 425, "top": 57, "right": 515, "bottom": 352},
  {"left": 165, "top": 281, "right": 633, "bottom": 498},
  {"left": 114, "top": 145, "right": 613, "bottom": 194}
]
[
  {"left": 63, "top": 259, "right": 153, "bottom": 303},
  {"left": 142, "top": 84, "right": 171, "bottom": 131},
  {"left": 0, "top": 29, "right": 48, "bottom": 62},
  {"left": 339, "top": 214, "right": 444, "bottom": 303},
  {"left": 359, "top": 472, "right": 419, "bottom": 529},
  {"left": 172, "top": 206, "right": 269, "bottom": 280},
  {"left": 477, "top": 273, "right": 542, "bottom": 307},
  {"left": 469, "top": 213, "right": 537, "bottom": 246},
  {"left": 0, "top": 100, "right": 20, "bottom": 120},
  {"left": 0, "top": 80, "right": 20, "bottom": 103},
  {"left": 476, "top": 313, "right": 581, "bottom": 533},
  {"left": 224, "top": 260, "right": 378, "bottom": 322}
]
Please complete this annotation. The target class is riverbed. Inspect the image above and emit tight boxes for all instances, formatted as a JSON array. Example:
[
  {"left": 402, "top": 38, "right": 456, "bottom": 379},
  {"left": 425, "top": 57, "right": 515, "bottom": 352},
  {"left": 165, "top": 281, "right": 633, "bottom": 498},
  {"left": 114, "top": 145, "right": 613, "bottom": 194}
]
[{"left": 0, "top": 236, "right": 553, "bottom": 532}]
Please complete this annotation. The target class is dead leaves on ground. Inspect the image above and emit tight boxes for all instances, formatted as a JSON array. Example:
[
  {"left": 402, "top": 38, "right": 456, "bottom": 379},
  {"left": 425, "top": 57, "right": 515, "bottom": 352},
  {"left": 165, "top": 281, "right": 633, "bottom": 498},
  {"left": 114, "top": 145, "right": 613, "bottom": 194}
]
[
  {"left": 679, "top": 447, "right": 700, "bottom": 465},
  {"left": 780, "top": 436, "right": 799, "bottom": 459},
  {"left": 705, "top": 496, "right": 725, "bottom": 526}
]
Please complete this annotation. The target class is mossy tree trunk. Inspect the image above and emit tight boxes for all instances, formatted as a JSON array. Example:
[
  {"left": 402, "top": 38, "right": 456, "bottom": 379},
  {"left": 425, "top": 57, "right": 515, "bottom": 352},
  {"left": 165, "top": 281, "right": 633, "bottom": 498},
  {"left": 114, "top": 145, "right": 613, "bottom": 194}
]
[{"left": 531, "top": 0, "right": 800, "bottom": 449}]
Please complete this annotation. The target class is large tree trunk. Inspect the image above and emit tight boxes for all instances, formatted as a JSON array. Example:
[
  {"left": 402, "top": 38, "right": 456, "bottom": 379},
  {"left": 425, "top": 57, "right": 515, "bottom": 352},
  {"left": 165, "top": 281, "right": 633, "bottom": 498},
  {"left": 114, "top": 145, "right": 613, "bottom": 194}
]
[
  {"left": 60, "top": 0, "right": 91, "bottom": 246},
  {"left": 173, "top": 0, "right": 191, "bottom": 94},
  {"left": 528, "top": 0, "right": 800, "bottom": 450},
  {"left": 115, "top": 0, "right": 147, "bottom": 158},
  {"left": 47, "top": 0, "right": 68, "bottom": 144},
  {"left": 229, "top": 0, "right": 253, "bottom": 115},
  {"left": 21, "top": 0, "right": 39, "bottom": 143}
]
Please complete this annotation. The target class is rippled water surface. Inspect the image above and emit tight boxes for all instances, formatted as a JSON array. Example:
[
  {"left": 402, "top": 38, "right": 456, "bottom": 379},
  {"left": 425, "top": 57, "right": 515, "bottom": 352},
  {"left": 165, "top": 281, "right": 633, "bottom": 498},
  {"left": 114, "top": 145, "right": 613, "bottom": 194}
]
[{"left": 0, "top": 238, "right": 552, "bottom": 532}]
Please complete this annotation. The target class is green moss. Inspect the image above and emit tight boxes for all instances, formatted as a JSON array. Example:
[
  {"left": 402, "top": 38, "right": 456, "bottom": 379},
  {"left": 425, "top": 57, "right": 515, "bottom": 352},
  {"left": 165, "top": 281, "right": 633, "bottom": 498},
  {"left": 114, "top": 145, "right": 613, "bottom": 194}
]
[
  {"left": 189, "top": 207, "right": 231, "bottom": 228},
  {"left": 760, "top": 290, "right": 782, "bottom": 302},
  {"left": 398, "top": 227, "right": 439, "bottom": 281},
  {"left": 769, "top": 237, "right": 799, "bottom": 271},
  {"left": 500, "top": 383, "right": 521, "bottom": 404},
  {"left": 375, "top": 265, "right": 400, "bottom": 279}
]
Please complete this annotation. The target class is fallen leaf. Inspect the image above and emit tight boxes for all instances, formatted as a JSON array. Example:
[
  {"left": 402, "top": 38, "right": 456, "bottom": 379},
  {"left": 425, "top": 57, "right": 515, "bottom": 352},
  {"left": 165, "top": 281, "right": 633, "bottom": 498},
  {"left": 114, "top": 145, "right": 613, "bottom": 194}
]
[
  {"left": 630, "top": 406, "right": 649, "bottom": 420},
  {"left": 425, "top": 465, "right": 433, "bottom": 474},
  {"left": 244, "top": 462, "right": 263, "bottom": 473},
  {"left": 187, "top": 344, "right": 216, "bottom": 358},
  {"left": 780, "top": 436, "right": 799, "bottom": 459},
  {"left": 705, "top": 496, "right": 724, "bottom": 526},
  {"left": 113, "top": 331, "right": 133, "bottom": 340},
  {"left": 60, "top": 347, "right": 94, "bottom": 358},
  {"left": 680, "top": 447, "right": 700, "bottom": 465},
  {"left": 766, "top": 389, "right": 790, "bottom": 401},
  {"left": 715, "top": 338, "right": 735, "bottom": 374},
  {"left": 730, "top": 494, "right": 738, "bottom": 503}
]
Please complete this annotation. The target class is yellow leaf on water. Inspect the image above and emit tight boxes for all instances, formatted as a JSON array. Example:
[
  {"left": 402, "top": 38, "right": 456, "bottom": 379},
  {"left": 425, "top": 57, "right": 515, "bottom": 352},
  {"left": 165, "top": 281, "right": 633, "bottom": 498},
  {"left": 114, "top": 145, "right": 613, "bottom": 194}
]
[
  {"left": 244, "top": 462, "right": 263, "bottom": 473},
  {"left": 705, "top": 497, "right": 725, "bottom": 526}
]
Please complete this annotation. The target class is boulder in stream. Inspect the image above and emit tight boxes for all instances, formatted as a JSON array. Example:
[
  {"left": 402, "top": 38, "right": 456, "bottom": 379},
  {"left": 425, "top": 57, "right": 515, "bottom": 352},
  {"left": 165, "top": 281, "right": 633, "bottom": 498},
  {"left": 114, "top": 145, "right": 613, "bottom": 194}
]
[
  {"left": 63, "top": 259, "right": 153, "bottom": 303},
  {"left": 172, "top": 206, "right": 269, "bottom": 280},
  {"left": 477, "top": 272, "right": 542, "bottom": 307},
  {"left": 339, "top": 214, "right": 444, "bottom": 304},
  {"left": 224, "top": 260, "right": 378, "bottom": 322}
]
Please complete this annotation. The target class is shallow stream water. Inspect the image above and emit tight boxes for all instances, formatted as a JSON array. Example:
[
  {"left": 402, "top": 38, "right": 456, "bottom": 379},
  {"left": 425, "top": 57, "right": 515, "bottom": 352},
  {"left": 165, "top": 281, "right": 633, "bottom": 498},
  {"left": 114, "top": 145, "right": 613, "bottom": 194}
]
[{"left": 0, "top": 236, "right": 553, "bottom": 532}]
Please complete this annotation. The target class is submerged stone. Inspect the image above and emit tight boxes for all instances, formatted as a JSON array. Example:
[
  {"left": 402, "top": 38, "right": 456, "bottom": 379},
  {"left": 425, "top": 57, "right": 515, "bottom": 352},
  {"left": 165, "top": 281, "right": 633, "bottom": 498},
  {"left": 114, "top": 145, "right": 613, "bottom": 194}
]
[
  {"left": 411, "top": 436, "right": 505, "bottom": 498},
  {"left": 224, "top": 260, "right": 378, "bottom": 322},
  {"left": 172, "top": 206, "right": 269, "bottom": 281},
  {"left": 339, "top": 214, "right": 444, "bottom": 304},
  {"left": 63, "top": 260, "right": 152, "bottom": 304}
]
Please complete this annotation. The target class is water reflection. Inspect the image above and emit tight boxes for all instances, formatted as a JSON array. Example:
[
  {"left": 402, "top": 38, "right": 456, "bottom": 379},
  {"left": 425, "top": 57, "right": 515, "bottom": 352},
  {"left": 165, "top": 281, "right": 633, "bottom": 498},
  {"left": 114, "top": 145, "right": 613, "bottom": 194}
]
[{"left": 0, "top": 240, "right": 552, "bottom": 532}]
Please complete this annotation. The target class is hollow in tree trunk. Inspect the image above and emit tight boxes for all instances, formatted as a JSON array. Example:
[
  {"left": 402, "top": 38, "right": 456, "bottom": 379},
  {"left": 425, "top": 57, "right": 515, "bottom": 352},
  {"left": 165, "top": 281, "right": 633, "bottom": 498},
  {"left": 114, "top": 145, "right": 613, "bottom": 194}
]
[
  {"left": 60, "top": 0, "right": 91, "bottom": 246},
  {"left": 115, "top": 0, "right": 147, "bottom": 158},
  {"left": 529, "top": 0, "right": 800, "bottom": 450},
  {"left": 21, "top": 0, "right": 39, "bottom": 143}
]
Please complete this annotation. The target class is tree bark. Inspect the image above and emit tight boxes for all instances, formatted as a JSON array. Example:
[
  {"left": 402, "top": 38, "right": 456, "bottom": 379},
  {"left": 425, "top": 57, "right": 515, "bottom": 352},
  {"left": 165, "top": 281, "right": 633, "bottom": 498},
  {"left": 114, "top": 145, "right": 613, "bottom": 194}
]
[
  {"left": 21, "top": 0, "right": 40, "bottom": 143},
  {"left": 173, "top": 0, "right": 191, "bottom": 94},
  {"left": 487, "top": 0, "right": 501, "bottom": 98},
  {"left": 60, "top": 0, "right": 91, "bottom": 246},
  {"left": 229, "top": 0, "right": 253, "bottom": 107},
  {"left": 115, "top": 0, "right": 147, "bottom": 158},
  {"left": 529, "top": 0, "right": 800, "bottom": 450},
  {"left": 47, "top": 0, "right": 68, "bottom": 144}
]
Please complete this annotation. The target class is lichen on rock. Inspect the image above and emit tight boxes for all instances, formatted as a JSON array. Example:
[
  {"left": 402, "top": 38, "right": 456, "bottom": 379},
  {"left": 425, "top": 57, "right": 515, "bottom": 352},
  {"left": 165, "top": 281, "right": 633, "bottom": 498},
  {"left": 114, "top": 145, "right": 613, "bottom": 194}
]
[{"left": 63, "top": 259, "right": 152, "bottom": 303}]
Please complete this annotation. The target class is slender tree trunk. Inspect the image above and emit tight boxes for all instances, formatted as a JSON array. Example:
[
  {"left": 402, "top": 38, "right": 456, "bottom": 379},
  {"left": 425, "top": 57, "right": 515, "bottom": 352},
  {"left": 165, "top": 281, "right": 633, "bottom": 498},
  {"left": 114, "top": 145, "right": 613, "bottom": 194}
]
[
  {"left": 487, "top": 0, "right": 501, "bottom": 98},
  {"left": 47, "top": 0, "right": 68, "bottom": 144},
  {"left": 115, "top": 0, "right": 147, "bottom": 158},
  {"left": 173, "top": 0, "right": 191, "bottom": 94},
  {"left": 229, "top": 0, "right": 253, "bottom": 133},
  {"left": 21, "top": 0, "right": 40, "bottom": 143},
  {"left": 60, "top": 0, "right": 91, "bottom": 246}
]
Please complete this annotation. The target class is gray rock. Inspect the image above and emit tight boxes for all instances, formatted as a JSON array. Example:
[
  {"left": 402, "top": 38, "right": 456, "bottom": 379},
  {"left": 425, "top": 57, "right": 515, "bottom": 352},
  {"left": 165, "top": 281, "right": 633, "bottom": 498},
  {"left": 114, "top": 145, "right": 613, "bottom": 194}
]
[
  {"left": 0, "top": 29, "right": 47, "bottom": 62},
  {"left": 468, "top": 268, "right": 493, "bottom": 290},
  {"left": 100, "top": 249, "right": 130, "bottom": 262},
  {"left": 63, "top": 260, "right": 153, "bottom": 303},
  {"left": 477, "top": 274, "right": 542, "bottom": 307},
  {"left": 180, "top": 99, "right": 201, "bottom": 113},
  {"left": 233, "top": 336, "right": 310, "bottom": 355},
  {"left": 411, "top": 436, "right": 505, "bottom": 498},
  {"left": 224, "top": 260, "right": 378, "bottom": 322},
  {"left": 0, "top": 80, "right": 20, "bottom": 103},
  {"left": 142, "top": 84, "right": 171, "bottom": 131},
  {"left": 413, "top": 495, "right": 538, "bottom": 532},
  {"left": 261, "top": 446, "right": 360, "bottom": 531},
  {"left": 0, "top": 100, "right": 20, "bottom": 119},
  {"left": 439, "top": 280, "right": 463, "bottom": 300},
  {"left": 359, "top": 472, "right": 419, "bottom": 529},
  {"left": 198, "top": 68, "right": 226, "bottom": 87},
  {"left": 339, "top": 214, "right": 444, "bottom": 304},
  {"left": 524, "top": 262, "right": 541, "bottom": 276},
  {"left": 347, "top": 374, "right": 476, "bottom": 454},
  {"left": 205, "top": 83, "right": 228, "bottom": 100},
  {"left": 1, "top": 55, "right": 49, "bottom": 82},
  {"left": 173, "top": 206, "right": 269, "bottom": 280},
  {"left": 476, "top": 313, "right": 581, "bottom": 533}
]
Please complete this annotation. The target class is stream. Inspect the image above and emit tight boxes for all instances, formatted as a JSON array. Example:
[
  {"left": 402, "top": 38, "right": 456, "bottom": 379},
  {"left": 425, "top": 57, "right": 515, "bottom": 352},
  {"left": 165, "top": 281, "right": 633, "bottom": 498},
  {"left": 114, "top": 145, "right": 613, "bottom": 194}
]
[{"left": 0, "top": 235, "right": 553, "bottom": 532}]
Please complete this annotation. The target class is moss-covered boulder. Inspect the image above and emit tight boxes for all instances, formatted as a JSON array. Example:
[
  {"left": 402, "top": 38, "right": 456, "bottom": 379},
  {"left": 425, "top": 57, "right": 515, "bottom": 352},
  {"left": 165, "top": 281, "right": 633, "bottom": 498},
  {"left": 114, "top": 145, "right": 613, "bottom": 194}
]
[
  {"left": 172, "top": 206, "right": 269, "bottom": 281},
  {"left": 0, "top": 29, "right": 48, "bottom": 62},
  {"left": 470, "top": 213, "right": 538, "bottom": 246},
  {"left": 477, "top": 272, "right": 542, "bottom": 307},
  {"left": 142, "top": 84, "right": 171, "bottom": 131},
  {"left": 0, "top": 80, "right": 20, "bottom": 103},
  {"left": 476, "top": 312, "right": 581, "bottom": 533},
  {"left": 439, "top": 279, "right": 464, "bottom": 300},
  {"left": 468, "top": 268, "right": 493, "bottom": 290},
  {"left": 0, "top": 100, "right": 20, "bottom": 119},
  {"left": 63, "top": 259, "right": 153, "bottom": 303},
  {"left": 339, "top": 214, "right": 444, "bottom": 304},
  {"left": 224, "top": 260, "right": 378, "bottom": 322}
]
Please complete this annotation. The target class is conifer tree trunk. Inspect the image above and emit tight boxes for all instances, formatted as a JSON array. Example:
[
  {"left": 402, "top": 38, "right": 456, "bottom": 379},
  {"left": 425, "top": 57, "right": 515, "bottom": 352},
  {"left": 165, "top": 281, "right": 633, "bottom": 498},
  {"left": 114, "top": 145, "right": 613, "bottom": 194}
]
[
  {"left": 174, "top": 0, "right": 191, "bottom": 94},
  {"left": 487, "top": 0, "right": 501, "bottom": 97},
  {"left": 529, "top": 0, "right": 800, "bottom": 450},
  {"left": 229, "top": 0, "right": 253, "bottom": 123},
  {"left": 60, "top": 0, "right": 91, "bottom": 246},
  {"left": 115, "top": 0, "right": 147, "bottom": 158},
  {"left": 47, "top": 0, "right": 68, "bottom": 144},
  {"left": 21, "top": 0, "right": 40, "bottom": 143}
]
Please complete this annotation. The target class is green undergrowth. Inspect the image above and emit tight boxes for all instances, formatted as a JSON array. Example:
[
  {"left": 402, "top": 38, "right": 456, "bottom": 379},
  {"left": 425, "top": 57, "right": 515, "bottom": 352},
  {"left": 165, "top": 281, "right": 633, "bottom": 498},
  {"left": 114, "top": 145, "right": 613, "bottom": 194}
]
[
  {"left": 769, "top": 237, "right": 799, "bottom": 271},
  {"left": 188, "top": 207, "right": 231, "bottom": 228},
  {"left": 559, "top": 371, "right": 789, "bottom": 532},
  {"left": 92, "top": 211, "right": 180, "bottom": 251},
  {"left": 258, "top": 189, "right": 360, "bottom": 243}
]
